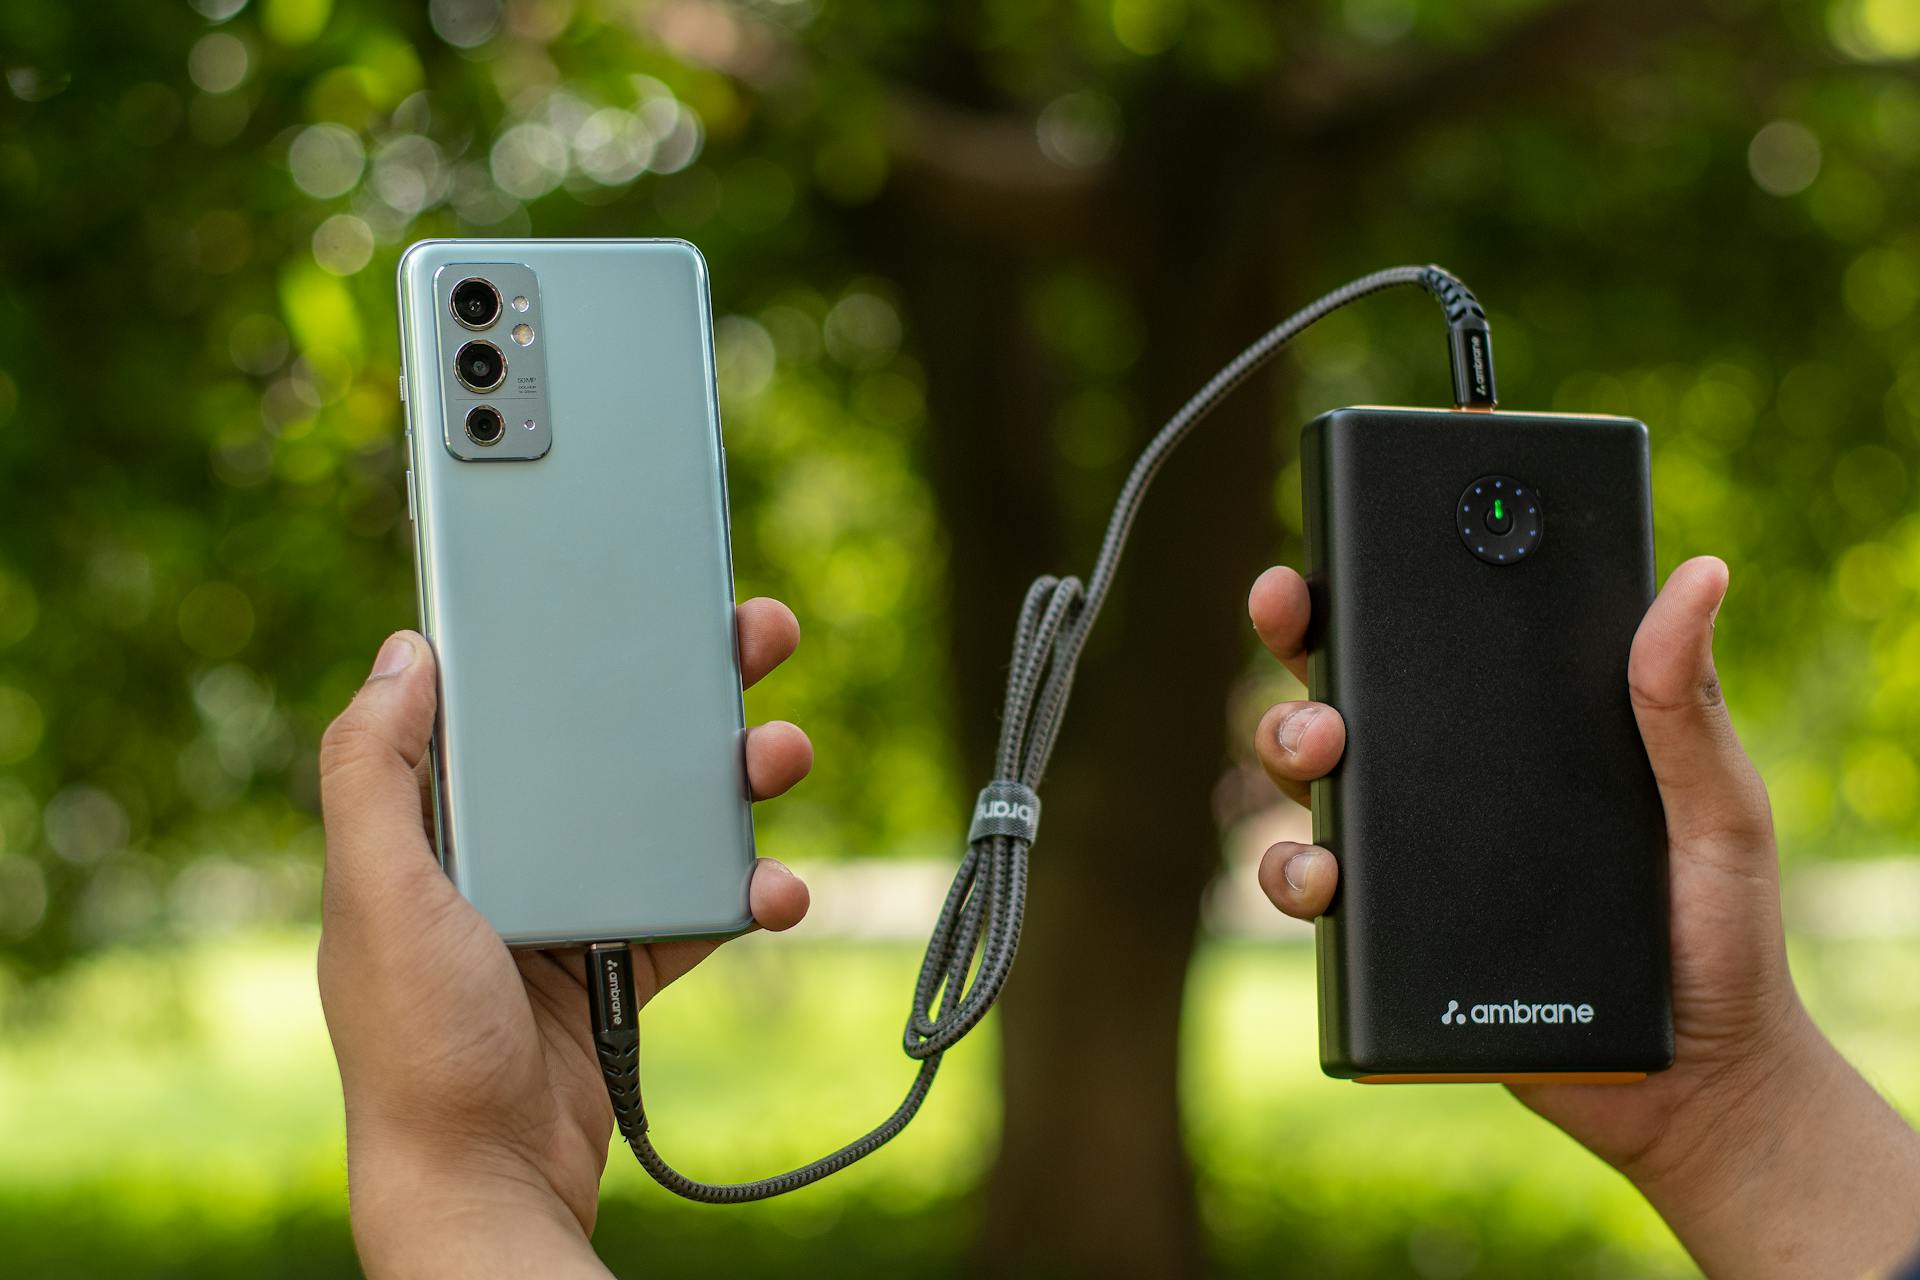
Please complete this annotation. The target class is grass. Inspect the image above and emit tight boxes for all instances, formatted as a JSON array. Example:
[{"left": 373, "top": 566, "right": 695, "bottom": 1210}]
[{"left": 1, "top": 929, "right": 1915, "bottom": 1277}]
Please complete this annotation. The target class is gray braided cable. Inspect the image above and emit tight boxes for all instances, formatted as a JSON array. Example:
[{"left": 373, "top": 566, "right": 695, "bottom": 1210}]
[{"left": 596, "top": 264, "right": 1493, "bottom": 1203}]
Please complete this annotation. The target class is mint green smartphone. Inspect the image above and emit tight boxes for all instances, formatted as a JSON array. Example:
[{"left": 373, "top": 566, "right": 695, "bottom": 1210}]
[{"left": 395, "top": 238, "right": 755, "bottom": 946}]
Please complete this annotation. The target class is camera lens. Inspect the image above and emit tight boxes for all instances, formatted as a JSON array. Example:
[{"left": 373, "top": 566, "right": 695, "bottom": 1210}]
[
  {"left": 450, "top": 278, "right": 501, "bottom": 330},
  {"left": 454, "top": 340, "right": 506, "bottom": 392},
  {"left": 465, "top": 405, "right": 506, "bottom": 446}
]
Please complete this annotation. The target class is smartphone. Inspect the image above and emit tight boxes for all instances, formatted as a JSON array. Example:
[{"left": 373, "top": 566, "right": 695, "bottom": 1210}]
[
  {"left": 1301, "top": 406, "right": 1674, "bottom": 1082},
  {"left": 395, "top": 238, "right": 755, "bottom": 946}
]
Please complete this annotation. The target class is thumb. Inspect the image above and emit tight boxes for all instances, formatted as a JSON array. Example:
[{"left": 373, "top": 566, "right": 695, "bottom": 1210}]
[
  {"left": 319, "top": 631, "right": 442, "bottom": 914},
  {"left": 1627, "top": 557, "right": 1773, "bottom": 857}
]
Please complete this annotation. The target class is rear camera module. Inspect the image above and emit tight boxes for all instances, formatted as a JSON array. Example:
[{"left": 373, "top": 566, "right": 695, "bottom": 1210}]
[
  {"left": 454, "top": 340, "right": 506, "bottom": 392},
  {"left": 450, "top": 277, "right": 502, "bottom": 330},
  {"left": 465, "top": 405, "right": 506, "bottom": 446}
]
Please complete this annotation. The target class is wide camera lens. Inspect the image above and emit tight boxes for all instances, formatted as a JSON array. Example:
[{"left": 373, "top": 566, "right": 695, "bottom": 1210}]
[
  {"left": 450, "top": 278, "right": 501, "bottom": 330},
  {"left": 455, "top": 340, "right": 506, "bottom": 392},
  {"left": 465, "top": 405, "right": 506, "bottom": 446}
]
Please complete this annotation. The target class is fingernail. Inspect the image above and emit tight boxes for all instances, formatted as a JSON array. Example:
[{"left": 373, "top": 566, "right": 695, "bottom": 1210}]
[
  {"left": 1277, "top": 705, "right": 1321, "bottom": 754},
  {"left": 1283, "top": 850, "right": 1319, "bottom": 893},
  {"left": 369, "top": 632, "right": 415, "bottom": 681}
]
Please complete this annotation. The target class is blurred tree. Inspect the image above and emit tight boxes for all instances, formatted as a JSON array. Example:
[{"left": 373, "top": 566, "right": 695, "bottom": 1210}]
[{"left": 2, "top": 0, "right": 1919, "bottom": 1275}]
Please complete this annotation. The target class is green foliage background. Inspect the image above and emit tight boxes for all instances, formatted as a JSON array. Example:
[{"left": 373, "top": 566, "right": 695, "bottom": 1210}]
[
  {"left": 2, "top": 0, "right": 1919, "bottom": 1274},
  {"left": 2, "top": 0, "right": 1918, "bottom": 966}
]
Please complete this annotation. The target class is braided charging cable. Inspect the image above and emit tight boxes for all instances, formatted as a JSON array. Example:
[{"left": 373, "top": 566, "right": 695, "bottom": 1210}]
[{"left": 591, "top": 264, "right": 1496, "bottom": 1202}]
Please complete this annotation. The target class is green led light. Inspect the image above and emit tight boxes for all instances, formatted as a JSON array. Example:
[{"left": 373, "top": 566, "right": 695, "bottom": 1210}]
[{"left": 1493, "top": 498, "right": 1505, "bottom": 519}]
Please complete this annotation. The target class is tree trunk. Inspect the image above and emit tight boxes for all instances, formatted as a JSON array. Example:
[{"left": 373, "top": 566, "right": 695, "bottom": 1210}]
[{"left": 888, "top": 151, "right": 1284, "bottom": 1275}]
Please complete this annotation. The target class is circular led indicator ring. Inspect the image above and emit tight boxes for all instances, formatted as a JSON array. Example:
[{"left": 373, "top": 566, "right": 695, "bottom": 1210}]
[{"left": 1458, "top": 475, "right": 1542, "bottom": 565}]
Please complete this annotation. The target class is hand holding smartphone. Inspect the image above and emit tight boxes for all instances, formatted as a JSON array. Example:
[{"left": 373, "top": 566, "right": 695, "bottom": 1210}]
[
  {"left": 314, "top": 612, "right": 811, "bottom": 1273},
  {"left": 318, "top": 238, "right": 815, "bottom": 1261}
]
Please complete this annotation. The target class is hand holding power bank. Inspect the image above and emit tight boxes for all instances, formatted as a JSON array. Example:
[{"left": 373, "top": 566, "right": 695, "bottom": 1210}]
[{"left": 1300, "top": 406, "right": 1675, "bottom": 1081}]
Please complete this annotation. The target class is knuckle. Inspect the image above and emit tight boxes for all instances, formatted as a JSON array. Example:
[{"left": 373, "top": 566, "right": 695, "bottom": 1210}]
[
  {"left": 319, "top": 713, "right": 381, "bottom": 784},
  {"left": 1674, "top": 769, "right": 1777, "bottom": 853},
  {"left": 1629, "top": 665, "right": 1726, "bottom": 717}
]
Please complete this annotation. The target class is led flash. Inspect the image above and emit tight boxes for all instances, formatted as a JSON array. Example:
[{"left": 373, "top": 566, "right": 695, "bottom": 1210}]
[{"left": 511, "top": 323, "right": 535, "bottom": 346}]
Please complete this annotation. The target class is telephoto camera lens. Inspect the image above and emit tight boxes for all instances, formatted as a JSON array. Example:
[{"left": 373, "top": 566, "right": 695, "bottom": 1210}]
[
  {"left": 450, "top": 277, "right": 501, "bottom": 329},
  {"left": 455, "top": 340, "right": 506, "bottom": 392},
  {"left": 465, "top": 405, "right": 506, "bottom": 446}
]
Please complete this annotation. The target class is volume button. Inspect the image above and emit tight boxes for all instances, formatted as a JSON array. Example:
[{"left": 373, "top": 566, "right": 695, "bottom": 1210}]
[{"left": 405, "top": 468, "right": 417, "bottom": 522}]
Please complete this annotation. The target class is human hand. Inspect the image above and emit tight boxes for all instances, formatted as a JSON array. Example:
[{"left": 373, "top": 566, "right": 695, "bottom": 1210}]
[
  {"left": 317, "top": 599, "right": 814, "bottom": 1279},
  {"left": 1246, "top": 557, "right": 1920, "bottom": 1278}
]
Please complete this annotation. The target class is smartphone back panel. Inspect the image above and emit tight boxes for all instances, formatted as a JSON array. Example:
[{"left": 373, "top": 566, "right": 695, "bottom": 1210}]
[
  {"left": 397, "top": 239, "right": 754, "bottom": 946},
  {"left": 1301, "top": 406, "right": 1673, "bottom": 1079}
]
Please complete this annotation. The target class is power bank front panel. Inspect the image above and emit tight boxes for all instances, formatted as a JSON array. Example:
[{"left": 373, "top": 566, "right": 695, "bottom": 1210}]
[{"left": 1302, "top": 407, "right": 1673, "bottom": 1078}]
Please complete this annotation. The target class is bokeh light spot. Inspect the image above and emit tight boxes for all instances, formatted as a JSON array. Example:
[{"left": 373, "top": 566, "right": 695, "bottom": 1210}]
[
  {"left": 489, "top": 123, "right": 568, "bottom": 200},
  {"left": 0, "top": 568, "right": 41, "bottom": 648},
  {"left": 1844, "top": 247, "right": 1919, "bottom": 329},
  {"left": 371, "top": 134, "right": 449, "bottom": 215},
  {"left": 262, "top": 0, "right": 332, "bottom": 46},
  {"left": 0, "top": 688, "right": 44, "bottom": 766},
  {"left": 1748, "top": 120, "right": 1821, "bottom": 196},
  {"left": 0, "top": 855, "right": 47, "bottom": 938},
  {"left": 574, "top": 109, "right": 654, "bottom": 186},
  {"left": 288, "top": 124, "right": 364, "bottom": 198},
  {"left": 311, "top": 214, "right": 374, "bottom": 276},
  {"left": 1830, "top": 0, "right": 1920, "bottom": 60},
  {"left": 178, "top": 582, "right": 257, "bottom": 659},
  {"left": 715, "top": 316, "right": 776, "bottom": 402},
  {"left": 824, "top": 293, "right": 903, "bottom": 370},
  {"left": 188, "top": 32, "right": 250, "bottom": 94},
  {"left": 44, "top": 786, "right": 129, "bottom": 866},
  {"left": 1343, "top": 0, "right": 1416, "bottom": 43},
  {"left": 431, "top": 0, "right": 503, "bottom": 48},
  {"left": 229, "top": 315, "right": 291, "bottom": 376},
  {"left": 1834, "top": 541, "right": 1903, "bottom": 616},
  {"left": 1843, "top": 740, "right": 1920, "bottom": 823},
  {"left": 1112, "top": 0, "right": 1186, "bottom": 55},
  {"left": 1038, "top": 91, "right": 1120, "bottom": 168}
]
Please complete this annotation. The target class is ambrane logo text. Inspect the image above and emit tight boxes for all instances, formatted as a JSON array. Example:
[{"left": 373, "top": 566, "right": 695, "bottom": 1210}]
[
  {"left": 975, "top": 798, "right": 1035, "bottom": 825},
  {"left": 1441, "top": 998, "right": 1594, "bottom": 1027}
]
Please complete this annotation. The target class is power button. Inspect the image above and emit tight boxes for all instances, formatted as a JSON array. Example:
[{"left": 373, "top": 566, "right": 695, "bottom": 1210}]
[
  {"left": 1458, "top": 475, "right": 1541, "bottom": 565},
  {"left": 405, "top": 468, "right": 416, "bottom": 522}
]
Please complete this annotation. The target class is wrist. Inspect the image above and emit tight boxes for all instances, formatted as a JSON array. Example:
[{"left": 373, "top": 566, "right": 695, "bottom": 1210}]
[
  {"left": 1625, "top": 1003, "right": 1920, "bottom": 1278},
  {"left": 347, "top": 1127, "right": 609, "bottom": 1280},
  {"left": 1620, "top": 998, "right": 1827, "bottom": 1212}
]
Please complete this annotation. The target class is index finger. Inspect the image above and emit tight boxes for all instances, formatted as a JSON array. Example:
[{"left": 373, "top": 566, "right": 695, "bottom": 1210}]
[{"left": 1249, "top": 566, "right": 1311, "bottom": 684}]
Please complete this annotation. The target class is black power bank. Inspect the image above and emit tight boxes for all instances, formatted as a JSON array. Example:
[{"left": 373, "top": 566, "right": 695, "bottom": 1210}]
[{"left": 1301, "top": 406, "right": 1673, "bottom": 1083}]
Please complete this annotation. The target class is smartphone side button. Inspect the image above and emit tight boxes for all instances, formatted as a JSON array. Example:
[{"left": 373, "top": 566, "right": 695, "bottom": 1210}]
[
  {"left": 398, "top": 372, "right": 408, "bottom": 403},
  {"left": 405, "top": 468, "right": 416, "bottom": 522}
]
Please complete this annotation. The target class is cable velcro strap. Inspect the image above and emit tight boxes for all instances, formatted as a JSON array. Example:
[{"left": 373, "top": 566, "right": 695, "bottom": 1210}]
[{"left": 968, "top": 780, "right": 1041, "bottom": 845}]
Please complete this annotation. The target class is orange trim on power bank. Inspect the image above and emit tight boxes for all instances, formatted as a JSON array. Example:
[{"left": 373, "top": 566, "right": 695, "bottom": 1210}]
[{"left": 1356, "top": 1072, "right": 1647, "bottom": 1085}]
